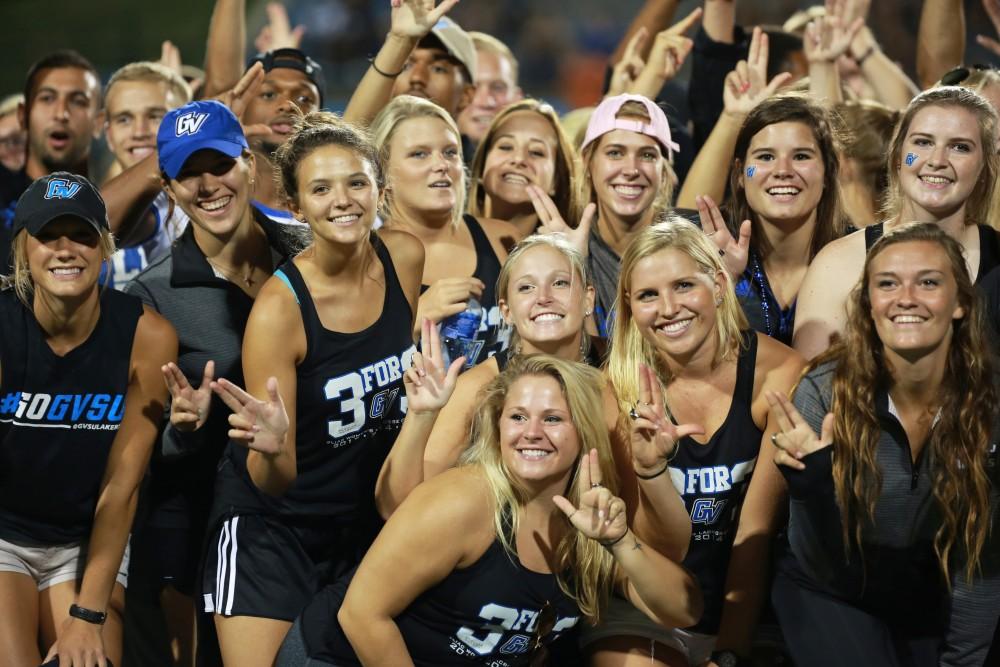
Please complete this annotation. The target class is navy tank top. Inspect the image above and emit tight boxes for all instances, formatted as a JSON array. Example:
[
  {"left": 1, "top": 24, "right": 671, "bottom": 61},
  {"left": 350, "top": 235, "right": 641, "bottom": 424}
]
[
  {"left": 667, "top": 331, "right": 761, "bottom": 634},
  {"left": 302, "top": 538, "right": 581, "bottom": 666},
  {"left": 213, "top": 241, "right": 416, "bottom": 528},
  {"left": 865, "top": 223, "right": 1000, "bottom": 283},
  {"left": 0, "top": 288, "right": 143, "bottom": 544},
  {"left": 421, "top": 215, "right": 506, "bottom": 367}
]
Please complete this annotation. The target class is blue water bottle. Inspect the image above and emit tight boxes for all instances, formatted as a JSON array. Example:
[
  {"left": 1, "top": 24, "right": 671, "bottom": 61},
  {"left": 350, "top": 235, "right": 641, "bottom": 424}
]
[{"left": 440, "top": 297, "right": 483, "bottom": 370}]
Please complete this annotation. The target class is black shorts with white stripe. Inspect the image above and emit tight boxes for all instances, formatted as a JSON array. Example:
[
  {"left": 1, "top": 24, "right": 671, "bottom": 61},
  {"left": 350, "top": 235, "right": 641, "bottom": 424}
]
[{"left": 202, "top": 513, "right": 359, "bottom": 621}]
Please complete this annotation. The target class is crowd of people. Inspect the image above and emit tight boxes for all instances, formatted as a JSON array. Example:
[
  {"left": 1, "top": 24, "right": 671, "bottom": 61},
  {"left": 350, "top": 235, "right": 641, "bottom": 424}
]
[{"left": 1, "top": 0, "right": 999, "bottom": 666}]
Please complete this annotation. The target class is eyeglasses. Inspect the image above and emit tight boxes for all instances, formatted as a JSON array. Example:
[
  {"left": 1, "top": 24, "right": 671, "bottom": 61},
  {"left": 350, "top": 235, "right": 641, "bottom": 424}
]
[
  {"left": 940, "top": 64, "right": 995, "bottom": 86},
  {"left": 528, "top": 600, "right": 556, "bottom": 667}
]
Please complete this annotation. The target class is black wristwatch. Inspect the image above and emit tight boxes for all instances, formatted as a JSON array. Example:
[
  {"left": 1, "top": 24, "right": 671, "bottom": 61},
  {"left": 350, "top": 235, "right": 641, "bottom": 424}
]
[
  {"left": 710, "top": 650, "right": 746, "bottom": 667},
  {"left": 69, "top": 603, "right": 107, "bottom": 625}
]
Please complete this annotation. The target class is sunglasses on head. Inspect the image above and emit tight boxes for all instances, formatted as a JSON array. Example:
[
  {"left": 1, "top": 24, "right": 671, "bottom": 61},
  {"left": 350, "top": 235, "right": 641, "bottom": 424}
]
[{"left": 941, "top": 64, "right": 995, "bottom": 86}]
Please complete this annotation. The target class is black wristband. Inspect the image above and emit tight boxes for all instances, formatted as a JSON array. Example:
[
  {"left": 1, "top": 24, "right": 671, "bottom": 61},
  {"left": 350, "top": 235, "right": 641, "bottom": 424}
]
[
  {"left": 600, "top": 531, "right": 627, "bottom": 551},
  {"left": 855, "top": 45, "right": 877, "bottom": 66},
  {"left": 634, "top": 462, "right": 670, "bottom": 480},
  {"left": 368, "top": 56, "right": 403, "bottom": 78},
  {"left": 69, "top": 603, "right": 107, "bottom": 625}
]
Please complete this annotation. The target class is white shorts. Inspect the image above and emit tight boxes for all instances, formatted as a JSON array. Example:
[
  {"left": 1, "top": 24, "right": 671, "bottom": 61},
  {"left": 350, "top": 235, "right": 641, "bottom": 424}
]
[
  {"left": 0, "top": 535, "right": 130, "bottom": 591},
  {"left": 579, "top": 594, "right": 716, "bottom": 665}
]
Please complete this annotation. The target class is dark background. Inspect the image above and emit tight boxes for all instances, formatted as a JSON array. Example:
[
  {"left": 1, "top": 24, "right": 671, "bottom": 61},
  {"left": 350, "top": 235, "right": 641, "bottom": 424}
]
[{"left": 0, "top": 0, "right": 995, "bottom": 111}]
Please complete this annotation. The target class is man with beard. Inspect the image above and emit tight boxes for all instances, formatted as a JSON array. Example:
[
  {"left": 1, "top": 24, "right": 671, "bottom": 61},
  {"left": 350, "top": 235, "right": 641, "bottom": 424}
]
[
  {"left": 100, "top": 61, "right": 192, "bottom": 289},
  {"left": 241, "top": 48, "right": 323, "bottom": 224},
  {"left": 0, "top": 50, "right": 101, "bottom": 271}
]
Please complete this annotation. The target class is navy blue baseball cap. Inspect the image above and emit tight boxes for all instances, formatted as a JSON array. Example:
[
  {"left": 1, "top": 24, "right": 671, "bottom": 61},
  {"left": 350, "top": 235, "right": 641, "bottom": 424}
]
[
  {"left": 12, "top": 172, "right": 109, "bottom": 237},
  {"left": 157, "top": 100, "right": 248, "bottom": 179}
]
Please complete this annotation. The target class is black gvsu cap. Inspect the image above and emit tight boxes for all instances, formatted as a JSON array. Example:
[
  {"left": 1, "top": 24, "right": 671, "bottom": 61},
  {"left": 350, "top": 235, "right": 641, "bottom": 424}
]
[
  {"left": 12, "top": 172, "right": 109, "bottom": 238},
  {"left": 246, "top": 48, "right": 326, "bottom": 107}
]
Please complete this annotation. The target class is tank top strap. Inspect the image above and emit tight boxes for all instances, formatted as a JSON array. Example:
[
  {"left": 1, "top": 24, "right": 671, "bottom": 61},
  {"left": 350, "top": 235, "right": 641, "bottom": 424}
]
[
  {"left": 865, "top": 223, "right": 884, "bottom": 251},
  {"left": 977, "top": 225, "right": 1000, "bottom": 280},
  {"left": 494, "top": 347, "right": 511, "bottom": 371},
  {"left": 732, "top": 330, "right": 758, "bottom": 405},
  {"left": 374, "top": 238, "right": 412, "bottom": 318},
  {"left": 273, "top": 260, "right": 323, "bottom": 338},
  {"left": 463, "top": 214, "right": 494, "bottom": 259}
]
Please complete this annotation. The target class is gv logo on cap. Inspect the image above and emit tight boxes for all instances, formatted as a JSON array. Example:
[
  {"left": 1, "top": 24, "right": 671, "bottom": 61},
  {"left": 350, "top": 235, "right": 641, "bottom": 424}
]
[
  {"left": 44, "top": 179, "right": 81, "bottom": 200},
  {"left": 175, "top": 112, "right": 209, "bottom": 137}
]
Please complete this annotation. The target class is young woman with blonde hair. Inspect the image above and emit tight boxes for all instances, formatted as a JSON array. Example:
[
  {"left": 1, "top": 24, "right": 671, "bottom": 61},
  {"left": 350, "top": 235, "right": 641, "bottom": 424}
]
[
  {"left": 590, "top": 217, "right": 803, "bottom": 667},
  {"left": 794, "top": 86, "right": 1000, "bottom": 359},
  {"left": 371, "top": 95, "right": 519, "bottom": 366},
  {"left": 278, "top": 354, "right": 703, "bottom": 666}
]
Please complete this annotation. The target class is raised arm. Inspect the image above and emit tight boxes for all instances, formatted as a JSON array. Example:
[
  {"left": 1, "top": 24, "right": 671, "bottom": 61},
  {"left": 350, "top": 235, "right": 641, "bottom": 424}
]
[
  {"left": 46, "top": 309, "right": 176, "bottom": 665},
  {"left": 553, "top": 450, "right": 703, "bottom": 629},
  {"left": 610, "top": 0, "right": 680, "bottom": 64},
  {"left": 629, "top": 8, "right": 703, "bottom": 100},
  {"left": 344, "top": 0, "right": 459, "bottom": 126},
  {"left": 916, "top": 0, "right": 965, "bottom": 89},
  {"left": 703, "top": 0, "right": 737, "bottom": 43},
  {"left": 803, "top": 0, "right": 864, "bottom": 105},
  {"left": 677, "top": 27, "right": 790, "bottom": 208},
  {"left": 340, "top": 469, "right": 488, "bottom": 666},
  {"left": 376, "top": 318, "right": 463, "bottom": 518},
  {"left": 202, "top": 0, "right": 247, "bottom": 99},
  {"left": 844, "top": 0, "right": 917, "bottom": 109}
]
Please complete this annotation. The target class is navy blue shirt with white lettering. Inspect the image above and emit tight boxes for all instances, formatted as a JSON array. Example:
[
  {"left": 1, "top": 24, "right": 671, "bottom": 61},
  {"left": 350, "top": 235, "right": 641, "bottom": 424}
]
[
  {"left": 211, "top": 241, "right": 415, "bottom": 534},
  {"left": 667, "top": 331, "right": 762, "bottom": 634},
  {"left": 0, "top": 287, "right": 143, "bottom": 544}
]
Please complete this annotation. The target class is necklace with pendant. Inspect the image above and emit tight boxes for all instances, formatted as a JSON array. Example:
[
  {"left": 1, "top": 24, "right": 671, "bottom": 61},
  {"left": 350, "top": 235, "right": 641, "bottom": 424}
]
[{"left": 206, "top": 257, "right": 256, "bottom": 287}]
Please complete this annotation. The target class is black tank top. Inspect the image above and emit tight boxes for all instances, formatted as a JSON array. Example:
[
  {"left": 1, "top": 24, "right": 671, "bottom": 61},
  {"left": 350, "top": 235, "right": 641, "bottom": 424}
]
[
  {"left": 865, "top": 223, "right": 1000, "bottom": 282},
  {"left": 668, "top": 331, "right": 761, "bottom": 634},
  {"left": 213, "top": 241, "right": 416, "bottom": 528},
  {"left": 0, "top": 288, "right": 143, "bottom": 544},
  {"left": 302, "top": 538, "right": 582, "bottom": 666},
  {"left": 421, "top": 215, "right": 506, "bottom": 367}
]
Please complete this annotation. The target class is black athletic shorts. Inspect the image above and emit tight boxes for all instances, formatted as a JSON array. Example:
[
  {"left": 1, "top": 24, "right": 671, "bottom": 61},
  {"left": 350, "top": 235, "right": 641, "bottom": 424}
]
[{"left": 201, "top": 513, "right": 359, "bottom": 622}]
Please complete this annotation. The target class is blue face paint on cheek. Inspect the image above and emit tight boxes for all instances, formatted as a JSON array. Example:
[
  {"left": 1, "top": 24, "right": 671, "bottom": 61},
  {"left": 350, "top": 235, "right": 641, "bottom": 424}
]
[
  {"left": 746, "top": 165, "right": 756, "bottom": 178},
  {"left": 905, "top": 152, "right": 918, "bottom": 167}
]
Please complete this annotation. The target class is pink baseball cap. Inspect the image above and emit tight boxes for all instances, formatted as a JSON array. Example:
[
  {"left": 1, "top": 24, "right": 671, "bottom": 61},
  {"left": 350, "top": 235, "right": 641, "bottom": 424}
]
[{"left": 581, "top": 93, "right": 680, "bottom": 159}]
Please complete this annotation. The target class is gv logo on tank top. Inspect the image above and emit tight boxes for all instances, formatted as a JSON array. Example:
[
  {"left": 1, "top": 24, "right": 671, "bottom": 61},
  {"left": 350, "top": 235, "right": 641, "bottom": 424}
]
[{"left": 323, "top": 345, "right": 416, "bottom": 442}]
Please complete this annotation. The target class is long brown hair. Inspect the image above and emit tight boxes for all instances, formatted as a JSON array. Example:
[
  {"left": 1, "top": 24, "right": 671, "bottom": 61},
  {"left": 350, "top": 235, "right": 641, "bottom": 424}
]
[
  {"left": 468, "top": 99, "right": 580, "bottom": 225},
  {"left": 726, "top": 94, "right": 845, "bottom": 262},
  {"left": 811, "top": 222, "right": 994, "bottom": 582}
]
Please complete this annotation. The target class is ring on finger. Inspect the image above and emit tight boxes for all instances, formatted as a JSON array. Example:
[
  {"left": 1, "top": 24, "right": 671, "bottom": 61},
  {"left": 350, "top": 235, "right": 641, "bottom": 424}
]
[
  {"left": 771, "top": 433, "right": 779, "bottom": 446},
  {"left": 591, "top": 482, "right": 602, "bottom": 489},
  {"left": 628, "top": 407, "right": 639, "bottom": 421}
]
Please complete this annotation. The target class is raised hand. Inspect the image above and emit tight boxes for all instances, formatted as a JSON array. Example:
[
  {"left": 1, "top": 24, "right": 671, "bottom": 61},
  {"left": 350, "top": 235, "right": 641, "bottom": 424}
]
[
  {"left": 254, "top": 2, "right": 306, "bottom": 52},
  {"left": 553, "top": 449, "right": 628, "bottom": 545},
  {"left": 211, "top": 376, "right": 290, "bottom": 455},
  {"left": 765, "top": 390, "right": 834, "bottom": 470},
  {"left": 159, "top": 40, "right": 183, "bottom": 78},
  {"left": 417, "top": 277, "right": 484, "bottom": 324},
  {"left": 804, "top": 0, "right": 865, "bottom": 64},
  {"left": 629, "top": 364, "right": 704, "bottom": 475},
  {"left": 632, "top": 7, "right": 703, "bottom": 96},
  {"left": 213, "top": 62, "right": 274, "bottom": 140},
  {"left": 979, "top": 0, "right": 1000, "bottom": 57},
  {"left": 406, "top": 318, "right": 464, "bottom": 414},
  {"left": 162, "top": 360, "right": 215, "bottom": 432},
  {"left": 607, "top": 28, "right": 648, "bottom": 97},
  {"left": 389, "top": 0, "right": 461, "bottom": 40},
  {"left": 723, "top": 27, "right": 793, "bottom": 119},
  {"left": 697, "top": 194, "right": 750, "bottom": 277},
  {"left": 528, "top": 185, "right": 596, "bottom": 257}
]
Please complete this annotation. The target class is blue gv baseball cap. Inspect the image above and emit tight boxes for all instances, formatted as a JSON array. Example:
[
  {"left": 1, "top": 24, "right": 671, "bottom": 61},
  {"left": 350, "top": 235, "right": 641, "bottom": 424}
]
[{"left": 157, "top": 100, "right": 248, "bottom": 179}]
